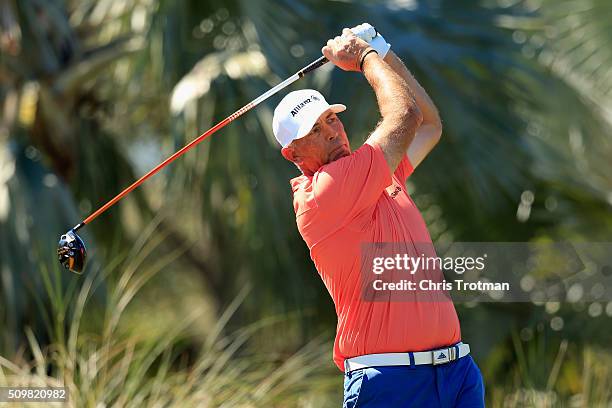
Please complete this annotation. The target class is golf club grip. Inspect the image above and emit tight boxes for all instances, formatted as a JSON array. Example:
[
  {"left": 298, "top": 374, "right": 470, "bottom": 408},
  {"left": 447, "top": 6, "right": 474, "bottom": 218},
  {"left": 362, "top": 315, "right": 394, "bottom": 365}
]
[{"left": 299, "top": 56, "right": 329, "bottom": 77}]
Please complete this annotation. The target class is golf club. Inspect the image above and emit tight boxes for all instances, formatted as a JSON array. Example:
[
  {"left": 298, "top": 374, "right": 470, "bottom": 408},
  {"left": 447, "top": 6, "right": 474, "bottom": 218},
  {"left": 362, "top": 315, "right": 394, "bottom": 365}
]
[{"left": 57, "top": 55, "right": 330, "bottom": 274}]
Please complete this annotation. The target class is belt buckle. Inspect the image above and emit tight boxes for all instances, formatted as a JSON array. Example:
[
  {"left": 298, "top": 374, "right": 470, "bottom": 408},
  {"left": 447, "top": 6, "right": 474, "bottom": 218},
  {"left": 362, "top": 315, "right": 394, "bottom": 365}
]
[{"left": 432, "top": 347, "right": 456, "bottom": 365}]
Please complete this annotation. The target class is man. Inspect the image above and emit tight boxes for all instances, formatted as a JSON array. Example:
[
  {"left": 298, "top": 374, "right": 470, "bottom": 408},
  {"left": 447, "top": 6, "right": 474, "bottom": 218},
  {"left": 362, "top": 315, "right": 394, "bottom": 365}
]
[{"left": 272, "top": 25, "right": 485, "bottom": 407}]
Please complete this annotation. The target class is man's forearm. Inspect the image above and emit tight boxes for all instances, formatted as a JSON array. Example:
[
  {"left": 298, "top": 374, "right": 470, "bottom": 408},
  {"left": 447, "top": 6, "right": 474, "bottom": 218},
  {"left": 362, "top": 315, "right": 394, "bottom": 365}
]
[
  {"left": 362, "top": 52, "right": 423, "bottom": 172},
  {"left": 383, "top": 50, "right": 442, "bottom": 168},
  {"left": 383, "top": 51, "right": 441, "bottom": 128},
  {"left": 363, "top": 53, "right": 417, "bottom": 122}
]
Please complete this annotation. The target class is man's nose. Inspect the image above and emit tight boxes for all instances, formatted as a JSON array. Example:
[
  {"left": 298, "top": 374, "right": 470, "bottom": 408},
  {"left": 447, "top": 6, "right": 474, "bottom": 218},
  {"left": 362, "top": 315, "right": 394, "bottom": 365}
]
[{"left": 327, "top": 130, "right": 338, "bottom": 141}]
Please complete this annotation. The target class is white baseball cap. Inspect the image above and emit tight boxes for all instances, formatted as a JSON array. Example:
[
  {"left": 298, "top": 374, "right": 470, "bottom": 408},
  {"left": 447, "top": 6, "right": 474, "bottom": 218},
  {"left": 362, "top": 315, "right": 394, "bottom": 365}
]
[{"left": 272, "top": 89, "right": 346, "bottom": 147}]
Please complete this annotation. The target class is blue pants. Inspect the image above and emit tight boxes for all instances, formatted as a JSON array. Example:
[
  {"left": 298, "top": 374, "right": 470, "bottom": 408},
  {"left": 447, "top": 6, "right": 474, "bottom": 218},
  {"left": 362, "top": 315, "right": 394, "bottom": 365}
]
[{"left": 343, "top": 355, "right": 485, "bottom": 407}]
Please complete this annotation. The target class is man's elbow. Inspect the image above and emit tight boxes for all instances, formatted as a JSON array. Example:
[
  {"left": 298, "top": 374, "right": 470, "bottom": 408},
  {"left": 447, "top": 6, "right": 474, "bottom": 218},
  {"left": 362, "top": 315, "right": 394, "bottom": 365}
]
[
  {"left": 400, "top": 103, "right": 424, "bottom": 132},
  {"left": 431, "top": 123, "right": 443, "bottom": 144},
  {"left": 419, "top": 123, "right": 443, "bottom": 146}
]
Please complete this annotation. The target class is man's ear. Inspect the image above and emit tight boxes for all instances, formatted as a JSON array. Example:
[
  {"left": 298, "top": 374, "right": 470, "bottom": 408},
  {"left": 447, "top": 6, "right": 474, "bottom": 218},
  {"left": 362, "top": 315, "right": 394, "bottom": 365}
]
[{"left": 281, "top": 146, "right": 300, "bottom": 164}]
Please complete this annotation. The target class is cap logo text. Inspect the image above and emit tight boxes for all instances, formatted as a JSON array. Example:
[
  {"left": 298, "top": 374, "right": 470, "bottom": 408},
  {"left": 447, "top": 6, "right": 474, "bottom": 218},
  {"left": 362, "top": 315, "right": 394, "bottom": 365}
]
[{"left": 291, "top": 98, "right": 312, "bottom": 117}]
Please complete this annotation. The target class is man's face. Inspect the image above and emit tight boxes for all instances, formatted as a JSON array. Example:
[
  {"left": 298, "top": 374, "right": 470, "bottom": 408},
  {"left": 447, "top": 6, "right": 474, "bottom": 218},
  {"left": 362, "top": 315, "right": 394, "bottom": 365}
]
[{"left": 281, "top": 110, "right": 351, "bottom": 175}]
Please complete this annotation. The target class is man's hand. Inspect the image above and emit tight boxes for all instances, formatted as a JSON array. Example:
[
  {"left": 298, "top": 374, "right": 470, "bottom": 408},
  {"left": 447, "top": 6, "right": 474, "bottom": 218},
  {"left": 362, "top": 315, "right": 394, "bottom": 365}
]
[
  {"left": 321, "top": 28, "right": 376, "bottom": 72},
  {"left": 350, "top": 23, "right": 391, "bottom": 60}
]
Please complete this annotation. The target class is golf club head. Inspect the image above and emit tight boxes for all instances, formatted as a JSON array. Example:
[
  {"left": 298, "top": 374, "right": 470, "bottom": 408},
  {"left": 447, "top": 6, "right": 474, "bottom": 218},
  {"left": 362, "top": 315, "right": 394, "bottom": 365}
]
[{"left": 57, "top": 230, "right": 87, "bottom": 274}]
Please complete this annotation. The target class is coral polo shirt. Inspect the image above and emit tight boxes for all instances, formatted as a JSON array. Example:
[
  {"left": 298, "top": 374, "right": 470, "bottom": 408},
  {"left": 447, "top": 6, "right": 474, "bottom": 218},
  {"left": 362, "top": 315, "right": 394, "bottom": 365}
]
[{"left": 290, "top": 143, "right": 461, "bottom": 371}]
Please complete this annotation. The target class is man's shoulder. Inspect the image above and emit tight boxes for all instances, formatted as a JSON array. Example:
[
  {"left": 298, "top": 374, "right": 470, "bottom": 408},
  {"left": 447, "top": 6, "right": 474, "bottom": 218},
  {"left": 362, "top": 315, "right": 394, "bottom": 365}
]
[
  {"left": 289, "top": 143, "right": 382, "bottom": 215},
  {"left": 290, "top": 174, "right": 311, "bottom": 193},
  {"left": 318, "top": 143, "right": 376, "bottom": 173},
  {"left": 290, "top": 175, "right": 318, "bottom": 217}
]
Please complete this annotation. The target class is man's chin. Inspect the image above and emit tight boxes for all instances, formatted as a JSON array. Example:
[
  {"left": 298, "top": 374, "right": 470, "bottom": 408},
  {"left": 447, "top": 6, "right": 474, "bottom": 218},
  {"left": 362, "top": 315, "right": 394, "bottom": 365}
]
[{"left": 329, "top": 149, "right": 350, "bottom": 163}]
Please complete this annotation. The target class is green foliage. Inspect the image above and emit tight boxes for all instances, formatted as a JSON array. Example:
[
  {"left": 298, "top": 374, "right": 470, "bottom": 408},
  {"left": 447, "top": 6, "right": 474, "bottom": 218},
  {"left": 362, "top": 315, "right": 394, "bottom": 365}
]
[
  {"left": 0, "top": 235, "right": 340, "bottom": 407},
  {"left": 486, "top": 329, "right": 612, "bottom": 406}
]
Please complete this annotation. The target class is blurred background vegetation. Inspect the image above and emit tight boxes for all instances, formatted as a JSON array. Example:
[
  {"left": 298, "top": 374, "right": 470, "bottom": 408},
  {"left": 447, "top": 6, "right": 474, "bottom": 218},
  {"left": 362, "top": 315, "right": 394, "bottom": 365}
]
[{"left": 1, "top": 0, "right": 611, "bottom": 406}]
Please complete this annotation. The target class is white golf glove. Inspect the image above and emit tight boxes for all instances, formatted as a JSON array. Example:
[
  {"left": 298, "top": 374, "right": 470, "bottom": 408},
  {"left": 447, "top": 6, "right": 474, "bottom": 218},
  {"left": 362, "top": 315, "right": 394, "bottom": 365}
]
[{"left": 349, "top": 23, "right": 391, "bottom": 59}]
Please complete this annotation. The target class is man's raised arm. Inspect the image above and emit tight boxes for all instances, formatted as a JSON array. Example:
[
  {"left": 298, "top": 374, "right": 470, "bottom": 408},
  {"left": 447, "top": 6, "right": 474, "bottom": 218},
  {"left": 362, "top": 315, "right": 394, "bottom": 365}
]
[
  {"left": 383, "top": 50, "right": 443, "bottom": 168},
  {"left": 322, "top": 29, "right": 423, "bottom": 174}
]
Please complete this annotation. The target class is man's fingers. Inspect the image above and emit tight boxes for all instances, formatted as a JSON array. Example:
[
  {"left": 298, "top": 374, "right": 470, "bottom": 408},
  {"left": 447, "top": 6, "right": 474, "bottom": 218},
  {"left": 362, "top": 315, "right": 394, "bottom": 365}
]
[{"left": 321, "top": 45, "right": 332, "bottom": 58}]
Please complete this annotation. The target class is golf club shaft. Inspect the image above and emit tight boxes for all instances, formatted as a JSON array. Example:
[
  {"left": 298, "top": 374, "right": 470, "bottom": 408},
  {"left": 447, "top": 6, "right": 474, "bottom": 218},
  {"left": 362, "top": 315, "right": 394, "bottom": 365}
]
[{"left": 72, "top": 56, "right": 329, "bottom": 232}]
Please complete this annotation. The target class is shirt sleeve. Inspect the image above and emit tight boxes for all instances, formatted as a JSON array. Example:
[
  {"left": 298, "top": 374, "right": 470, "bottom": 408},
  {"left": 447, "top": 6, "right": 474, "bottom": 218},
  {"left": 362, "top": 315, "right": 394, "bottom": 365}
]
[
  {"left": 394, "top": 153, "right": 414, "bottom": 183},
  {"left": 312, "top": 143, "right": 391, "bottom": 219}
]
